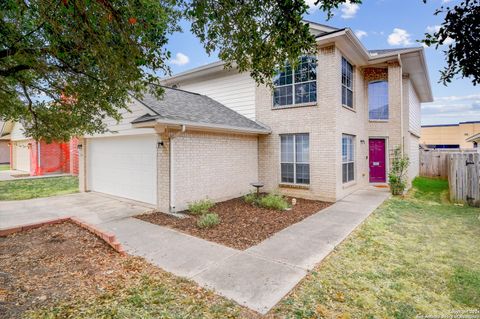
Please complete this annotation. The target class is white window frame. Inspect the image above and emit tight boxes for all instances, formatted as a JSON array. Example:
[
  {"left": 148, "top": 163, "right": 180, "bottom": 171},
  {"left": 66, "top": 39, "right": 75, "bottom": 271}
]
[
  {"left": 280, "top": 133, "right": 310, "bottom": 185},
  {"left": 341, "top": 57, "right": 354, "bottom": 109},
  {"left": 273, "top": 56, "right": 317, "bottom": 108},
  {"left": 342, "top": 134, "right": 355, "bottom": 183}
]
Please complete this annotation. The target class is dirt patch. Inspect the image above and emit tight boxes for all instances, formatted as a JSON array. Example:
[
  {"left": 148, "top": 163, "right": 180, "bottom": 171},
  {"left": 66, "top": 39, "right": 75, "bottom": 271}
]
[
  {"left": 136, "top": 196, "right": 332, "bottom": 250},
  {"left": 0, "top": 222, "right": 160, "bottom": 319}
]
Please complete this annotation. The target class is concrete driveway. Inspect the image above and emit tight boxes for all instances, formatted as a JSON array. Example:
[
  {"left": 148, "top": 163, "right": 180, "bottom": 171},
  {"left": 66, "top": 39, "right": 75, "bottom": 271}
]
[{"left": 0, "top": 192, "right": 155, "bottom": 229}]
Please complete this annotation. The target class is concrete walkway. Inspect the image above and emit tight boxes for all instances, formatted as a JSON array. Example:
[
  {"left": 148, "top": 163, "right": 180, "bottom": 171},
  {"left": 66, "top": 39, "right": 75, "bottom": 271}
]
[
  {"left": 0, "top": 192, "right": 154, "bottom": 229},
  {"left": 99, "top": 187, "right": 390, "bottom": 314}
]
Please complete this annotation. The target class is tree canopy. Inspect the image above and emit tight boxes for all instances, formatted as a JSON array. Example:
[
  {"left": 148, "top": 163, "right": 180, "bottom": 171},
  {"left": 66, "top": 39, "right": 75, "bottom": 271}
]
[{"left": 0, "top": 0, "right": 477, "bottom": 141}]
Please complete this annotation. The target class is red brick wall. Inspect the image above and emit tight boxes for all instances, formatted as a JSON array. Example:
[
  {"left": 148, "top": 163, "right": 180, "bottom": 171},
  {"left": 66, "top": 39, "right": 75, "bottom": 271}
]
[{"left": 30, "top": 140, "right": 71, "bottom": 176}]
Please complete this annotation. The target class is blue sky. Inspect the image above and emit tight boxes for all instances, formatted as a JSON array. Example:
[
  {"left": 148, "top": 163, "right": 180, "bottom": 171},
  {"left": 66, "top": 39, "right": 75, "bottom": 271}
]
[{"left": 165, "top": 0, "right": 479, "bottom": 125}]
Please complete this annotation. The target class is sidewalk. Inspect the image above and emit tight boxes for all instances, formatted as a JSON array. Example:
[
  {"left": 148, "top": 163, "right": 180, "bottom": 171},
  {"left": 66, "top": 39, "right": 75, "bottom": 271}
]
[{"left": 99, "top": 187, "right": 390, "bottom": 314}]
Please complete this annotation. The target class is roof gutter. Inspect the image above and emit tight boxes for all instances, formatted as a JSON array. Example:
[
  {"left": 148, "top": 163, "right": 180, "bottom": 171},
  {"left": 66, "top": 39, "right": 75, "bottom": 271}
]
[{"left": 132, "top": 118, "right": 271, "bottom": 135}]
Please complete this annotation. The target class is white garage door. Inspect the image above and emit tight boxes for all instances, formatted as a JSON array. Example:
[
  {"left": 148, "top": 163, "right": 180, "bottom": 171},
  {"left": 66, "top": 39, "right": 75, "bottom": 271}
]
[
  {"left": 87, "top": 135, "right": 157, "bottom": 205},
  {"left": 14, "top": 141, "right": 30, "bottom": 172}
]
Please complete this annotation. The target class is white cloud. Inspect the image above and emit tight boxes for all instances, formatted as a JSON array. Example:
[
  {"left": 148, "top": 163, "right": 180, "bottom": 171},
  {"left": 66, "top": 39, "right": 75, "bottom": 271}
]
[
  {"left": 422, "top": 94, "right": 480, "bottom": 125},
  {"left": 442, "top": 0, "right": 453, "bottom": 3},
  {"left": 425, "top": 25, "right": 455, "bottom": 46},
  {"left": 387, "top": 28, "right": 412, "bottom": 46},
  {"left": 170, "top": 52, "right": 190, "bottom": 66},
  {"left": 355, "top": 30, "right": 367, "bottom": 39},
  {"left": 340, "top": 1, "right": 359, "bottom": 19},
  {"left": 426, "top": 25, "right": 441, "bottom": 33},
  {"left": 304, "top": 0, "right": 319, "bottom": 13}
]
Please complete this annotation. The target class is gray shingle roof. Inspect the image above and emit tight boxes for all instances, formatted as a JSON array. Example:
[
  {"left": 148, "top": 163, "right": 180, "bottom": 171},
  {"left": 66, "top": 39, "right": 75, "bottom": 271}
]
[{"left": 132, "top": 86, "right": 270, "bottom": 133}]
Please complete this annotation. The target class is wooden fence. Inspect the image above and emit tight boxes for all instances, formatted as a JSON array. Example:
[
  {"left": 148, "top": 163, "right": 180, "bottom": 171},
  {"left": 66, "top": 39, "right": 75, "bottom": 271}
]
[
  {"left": 448, "top": 152, "right": 480, "bottom": 207},
  {"left": 419, "top": 150, "right": 450, "bottom": 178}
]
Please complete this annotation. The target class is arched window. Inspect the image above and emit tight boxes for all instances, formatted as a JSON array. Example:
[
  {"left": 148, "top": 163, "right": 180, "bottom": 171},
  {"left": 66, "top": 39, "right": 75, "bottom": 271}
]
[{"left": 368, "top": 80, "right": 388, "bottom": 120}]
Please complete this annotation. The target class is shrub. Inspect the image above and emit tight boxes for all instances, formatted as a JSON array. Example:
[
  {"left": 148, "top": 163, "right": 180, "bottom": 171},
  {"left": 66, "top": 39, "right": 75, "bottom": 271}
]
[
  {"left": 187, "top": 198, "right": 214, "bottom": 215},
  {"left": 258, "top": 193, "right": 289, "bottom": 210},
  {"left": 243, "top": 191, "right": 258, "bottom": 205},
  {"left": 388, "top": 147, "right": 410, "bottom": 195},
  {"left": 197, "top": 213, "right": 220, "bottom": 228}
]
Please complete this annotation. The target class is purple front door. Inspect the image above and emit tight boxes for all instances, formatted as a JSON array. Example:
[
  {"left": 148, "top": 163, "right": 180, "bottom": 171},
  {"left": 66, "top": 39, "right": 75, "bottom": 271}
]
[{"left": 369, "top": 139, "right": 386, "bottom": 183}]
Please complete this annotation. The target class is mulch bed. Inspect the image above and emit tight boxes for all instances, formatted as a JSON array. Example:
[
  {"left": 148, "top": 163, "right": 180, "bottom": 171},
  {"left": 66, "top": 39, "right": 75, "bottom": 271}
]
[
  {"left": 0, "top": 222, "right": 161, "bottom": 319},
  {"left": 136, "top": 196, "right": 332, "bottom": 250}
]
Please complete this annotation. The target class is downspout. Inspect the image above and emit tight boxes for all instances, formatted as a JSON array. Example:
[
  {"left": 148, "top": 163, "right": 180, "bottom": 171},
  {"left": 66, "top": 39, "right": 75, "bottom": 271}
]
[
  {"left": 37, "top": 141, "right": 41, "bottom": 175},
  {"left": 169, "top": 124, "right": 186, "bottom": 212},
  {"left": 398, "top": 53, "right": 404, "bottom": 155}
]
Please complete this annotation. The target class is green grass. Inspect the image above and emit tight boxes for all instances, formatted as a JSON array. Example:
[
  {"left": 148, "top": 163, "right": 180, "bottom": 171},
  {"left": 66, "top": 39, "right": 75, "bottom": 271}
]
[
  {"left": 0, "top": 176, "right": 79, "bottom": 200},
  {"left": 27, "top": 275, "right": 252, "bottom": 319},
  {"left": 187, "top": 198, "right": 215, "bottom": 215},
  {"left": 273, "top": 177, "right": 480, "bottom": 318},
  {"left": 0, "top": 164, "right": 9, "bottom": 171}
]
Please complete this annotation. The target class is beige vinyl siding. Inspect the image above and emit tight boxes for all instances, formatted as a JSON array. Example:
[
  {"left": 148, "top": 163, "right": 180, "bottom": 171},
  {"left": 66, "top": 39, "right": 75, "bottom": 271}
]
[
  {"left": 408, "top": 81, "right": 421, "bottom": 136},
  {"left": 86, "top": 100, "right": 156, "bottom": 138},
  {"left": 408, "top": 134, "right": 420, "bottom": 184},
  {"left": 178, "top": 72, "right": 256, "bottom": 120},
  {"left": 10, "top": 122, "right": 28, "bottom": 141}
]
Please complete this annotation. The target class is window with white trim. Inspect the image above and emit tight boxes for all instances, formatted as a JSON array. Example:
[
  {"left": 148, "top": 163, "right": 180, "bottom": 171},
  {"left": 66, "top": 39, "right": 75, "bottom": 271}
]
[
  {"left": 273, "top": 56, "right": 317, "bottom": 107},
  {"left": 342, "top": 134, "right": 355, "bottom": 183},
  {"left": 280, "top": 134, "right": 310, "bottom": 184},
  {"left": 368, "top": 80, "right": 389, "bottom": 120},
  {"left": 341, "top": 57, "right": 354, "bottom": 108}
]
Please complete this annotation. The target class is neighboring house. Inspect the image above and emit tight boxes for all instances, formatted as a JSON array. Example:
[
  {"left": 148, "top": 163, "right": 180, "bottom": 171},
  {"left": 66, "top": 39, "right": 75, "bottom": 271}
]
[
  {"left": 421, "top": 121, "right": 480, "bottom": 149},
  {"left": 0, "top": 121, "right": 11, "bottom": 164},
  {"left": 1, "top": 121, "right": 79, "bottom": 176},
  {"left": 78, "top": 22, "right": 432, "bottom": 211},
  {"left": 465, "top": 132, "right": 480, "bottom": 149}
]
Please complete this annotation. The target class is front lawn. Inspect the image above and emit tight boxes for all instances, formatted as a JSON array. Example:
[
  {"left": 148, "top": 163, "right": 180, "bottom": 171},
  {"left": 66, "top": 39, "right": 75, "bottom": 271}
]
[
  {"left": 0, "top": 222, "right": 255, "bottom": 319},
  {"left": 0, "top": 164, "right": 9, "bottom": 171},
  {"left": 273, "top": 177, "right": 480, "bottom": 318},
  {"left": 12, "top": 177, "right": 479, "bottom": 318},
  {"left": 0, "top": 176, "right": 79, "bottom": 200}
]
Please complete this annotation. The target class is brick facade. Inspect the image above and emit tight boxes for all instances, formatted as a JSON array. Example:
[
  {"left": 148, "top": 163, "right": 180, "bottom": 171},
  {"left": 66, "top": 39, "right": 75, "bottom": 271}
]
[{"left": 257, "top": 44, "right": 408, "bottom": 202}]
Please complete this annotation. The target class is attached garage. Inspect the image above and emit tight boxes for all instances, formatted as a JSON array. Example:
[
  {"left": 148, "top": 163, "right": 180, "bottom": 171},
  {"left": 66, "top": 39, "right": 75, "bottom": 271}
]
[
  {"left": 86, "top": 134, "right": 158, "bottom": 205},
  {"left": 80, "top": 87, "right": 270, "bottom": 212},
  {"left": 12, "top": 141, "right": 31, "bottom": 172}
]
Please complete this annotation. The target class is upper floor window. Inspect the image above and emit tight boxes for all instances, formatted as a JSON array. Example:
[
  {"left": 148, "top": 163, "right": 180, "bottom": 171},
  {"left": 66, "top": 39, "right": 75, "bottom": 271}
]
[
  {"left": 368, "top": 80, "right": 389, "bottom": 120},
  {"left": 273, "top": 56, "right": 317, "bottom": 107},
  {"left": 341, "top": 57, "right": 353, "bottom": 108}
]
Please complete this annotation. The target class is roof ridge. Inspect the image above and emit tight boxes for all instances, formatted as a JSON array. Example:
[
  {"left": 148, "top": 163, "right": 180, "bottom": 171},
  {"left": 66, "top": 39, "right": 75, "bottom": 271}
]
[{"left": 151, "top": 83, "right": 202, "bottom": 96}]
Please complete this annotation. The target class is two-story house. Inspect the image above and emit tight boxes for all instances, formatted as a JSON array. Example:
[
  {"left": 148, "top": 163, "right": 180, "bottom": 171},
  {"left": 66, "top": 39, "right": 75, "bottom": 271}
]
[{"left": 77, "top": 22, "right": 432, "bottom": 212}]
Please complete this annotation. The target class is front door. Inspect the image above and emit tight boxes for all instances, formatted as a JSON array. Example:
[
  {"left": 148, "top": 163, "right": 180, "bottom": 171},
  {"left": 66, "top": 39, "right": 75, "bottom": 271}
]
[{"left": 369, "top": 139, "right": 386, "bottom": 183}]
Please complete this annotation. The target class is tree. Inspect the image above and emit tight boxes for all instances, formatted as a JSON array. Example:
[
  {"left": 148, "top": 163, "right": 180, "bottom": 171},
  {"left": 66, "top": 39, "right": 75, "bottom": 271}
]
[
  {"left": 1, "top": 0, "right": 477, "bottom": 141},
  {"left": 421, "top": 0, "right": 480, "bottom": 85}
]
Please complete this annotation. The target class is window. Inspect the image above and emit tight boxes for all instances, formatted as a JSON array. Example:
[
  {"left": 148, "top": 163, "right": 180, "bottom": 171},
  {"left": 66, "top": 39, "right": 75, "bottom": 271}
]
[
  {"left": 341, "top": 57, "right": 353, "bottom": 108},
  {"left": 342, "top": 134, "right": 355, "bottom": 183},
  {"left": 368, "top": 80, "right": 389, "bottom": 120},
  {"left": 274, "top": 56, "right": 317, "bottom": 107},
  {"left": 280, "top": 134, "right": 310, "bottom": 184}
]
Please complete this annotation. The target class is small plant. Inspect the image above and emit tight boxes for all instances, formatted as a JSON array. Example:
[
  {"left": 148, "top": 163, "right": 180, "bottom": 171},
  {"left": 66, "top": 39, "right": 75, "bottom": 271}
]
[
  {"left": 187, "top": 198, "right": 214, "bottom": 215},
  {"left": 258, "top": 193, "right": 289, "bottom": 210},
  {"left": 243, "top": 191, "right": 258, "bottom": 205},
  {"left": 388, "top": 146, "right": 410, "bottom": 195},
  {"left": 197, "top": 213, "right": 220, "bottom": 228}
]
